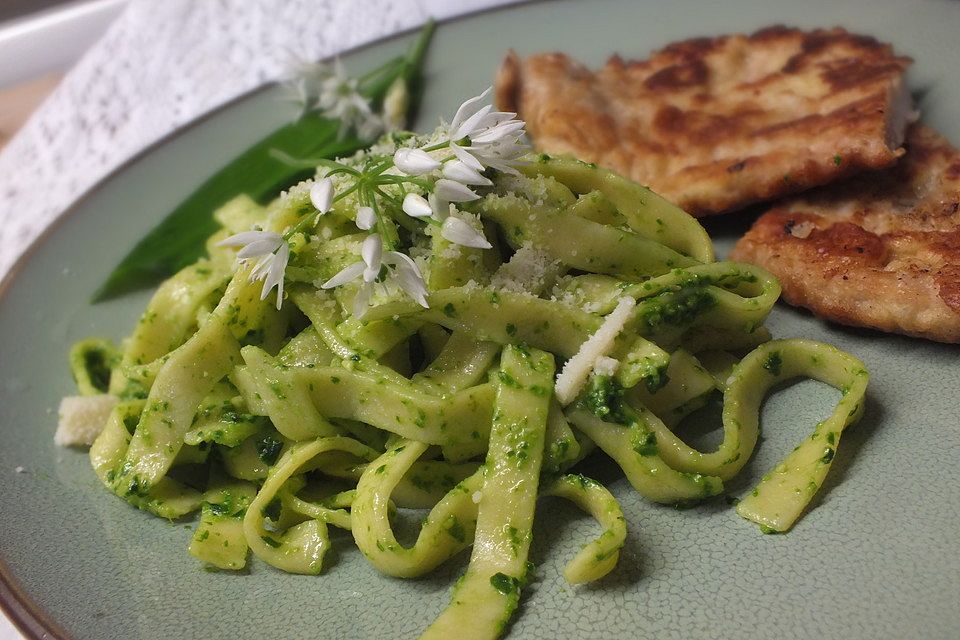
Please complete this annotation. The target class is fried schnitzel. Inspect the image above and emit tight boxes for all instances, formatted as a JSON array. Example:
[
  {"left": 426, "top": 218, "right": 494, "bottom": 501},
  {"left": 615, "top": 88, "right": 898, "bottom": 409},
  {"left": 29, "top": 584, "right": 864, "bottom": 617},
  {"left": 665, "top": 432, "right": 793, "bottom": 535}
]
[
  {"left": 496, "top": 26, "right": 914, "bottom": 216},
  {"left": 731, "top": 125, "right": 960, "bottom": 343}
]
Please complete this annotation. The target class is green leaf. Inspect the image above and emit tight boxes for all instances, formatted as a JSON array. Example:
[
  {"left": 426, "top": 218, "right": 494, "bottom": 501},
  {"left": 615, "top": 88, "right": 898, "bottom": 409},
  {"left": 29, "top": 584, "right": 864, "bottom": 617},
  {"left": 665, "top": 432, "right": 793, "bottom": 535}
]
[{"left": 93, "top": 19, "right": 435, "bottom": 302}]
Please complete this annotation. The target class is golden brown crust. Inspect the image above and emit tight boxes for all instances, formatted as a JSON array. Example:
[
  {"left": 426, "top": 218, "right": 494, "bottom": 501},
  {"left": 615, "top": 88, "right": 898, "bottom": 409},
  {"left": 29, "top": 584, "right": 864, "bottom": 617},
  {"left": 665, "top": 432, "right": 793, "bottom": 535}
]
[
  {"left": 730, "top": 125, "right": 960, "bottom": 343},
  {"left": 496, "top": 27, "right": 913, "bottom": 216}
]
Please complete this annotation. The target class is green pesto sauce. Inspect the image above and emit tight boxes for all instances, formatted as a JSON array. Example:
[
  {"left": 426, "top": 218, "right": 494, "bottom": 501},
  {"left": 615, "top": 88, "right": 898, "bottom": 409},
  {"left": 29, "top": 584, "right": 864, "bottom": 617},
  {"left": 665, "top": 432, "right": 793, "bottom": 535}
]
[
  {"left": 497, "top": 371, "right": 522, "bottom": 389},
  {"left": 762, "top": 351, "right": 783, "bottom": 376},
  {"left": 632, "top": 431, "right": 658, "bottom": 457},
  {"left": 490, "top": 572, "right": 521, "bottom": 596},
  {"left": 643, "top": 367, "right": 670, "bottom": 394},
  {"left": 579, "top": 375, "right": 630, "bottom": 425},
  {"left": 446, "top": 516, "right": 466, "bottom": 543},
  {"left": 638, "top": 286, "right": 716, "bottom": 332},
  {"left": 261, "top": 535, "right": 282, "bottom": 548},
  {"left": 80, "top": 347, "right": 115, "bottom": 392},
  {"left": 256, "top": 434, "right": 283, "bottom": 466},
  {"left": 268, "top": 381, "right": 287, "bottom": 400},
  {"left": 122, "top": 414, "right": 139, "bottom": 435}
]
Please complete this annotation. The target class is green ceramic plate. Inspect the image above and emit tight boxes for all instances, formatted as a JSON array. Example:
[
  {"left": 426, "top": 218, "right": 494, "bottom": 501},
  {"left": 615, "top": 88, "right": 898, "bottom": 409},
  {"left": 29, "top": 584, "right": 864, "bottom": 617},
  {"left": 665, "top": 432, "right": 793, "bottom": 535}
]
[{"left": 2, "top": 1, "right": 959, "bottom": 638}]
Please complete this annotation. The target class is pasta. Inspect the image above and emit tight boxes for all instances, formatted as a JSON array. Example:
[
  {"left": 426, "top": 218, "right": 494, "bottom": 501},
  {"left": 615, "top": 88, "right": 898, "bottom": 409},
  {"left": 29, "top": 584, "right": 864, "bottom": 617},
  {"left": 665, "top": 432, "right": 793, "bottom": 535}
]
[{"left": 67, "top": 133, "right": 868, "bottom": 638}]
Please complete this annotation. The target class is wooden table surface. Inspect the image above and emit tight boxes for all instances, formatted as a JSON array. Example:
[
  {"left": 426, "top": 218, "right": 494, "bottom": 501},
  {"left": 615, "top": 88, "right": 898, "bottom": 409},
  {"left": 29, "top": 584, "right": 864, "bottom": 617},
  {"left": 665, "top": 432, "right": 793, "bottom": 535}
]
[{"left": 0, "top": 73, "right": 61, "bottom": 150}]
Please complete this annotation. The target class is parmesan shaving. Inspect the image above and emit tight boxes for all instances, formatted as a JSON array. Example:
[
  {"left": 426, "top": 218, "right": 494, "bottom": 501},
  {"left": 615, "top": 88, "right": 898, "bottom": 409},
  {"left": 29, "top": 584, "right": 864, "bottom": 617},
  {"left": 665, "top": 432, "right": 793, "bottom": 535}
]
[
  {"left": 55, "top": 395, "right": 118, "bottom": 447},
  {"left": 554, "top": 297, "right": 636, "bottom": 405}
]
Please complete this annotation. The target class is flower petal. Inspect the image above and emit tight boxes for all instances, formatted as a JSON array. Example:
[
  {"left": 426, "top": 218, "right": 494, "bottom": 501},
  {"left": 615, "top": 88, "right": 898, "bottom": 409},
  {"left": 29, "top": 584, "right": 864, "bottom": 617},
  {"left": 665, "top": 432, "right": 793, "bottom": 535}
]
[
  {"left": 356, "top": 206, "right": 376, "bottom": 230},
  {"left": 261, "top": 242, "right": 289, "bottom": 309},
  {"left": 236, "top": 237, "right": 283, "bottom": 261},
  {"left": 353, "top": 282, "right": 374, "bottom": 318},
  {"left": 249, "top": 253, "right": 274, "bottom": 282},
  {"left": 428, "top": 193, "right": 450, "bottom": 222},
  {"left": 321, "top": 261, "right": 364, "bottom": 289},
  {"left": 393, "top": 148, "right": 440, "bottom": 175},
  {"left": 356, "top": 112, "right": 384, "bottom": 141},
  {"left": 441, "top": 216, "right": 492, "bottom": 249},
  {"left": 449, "top": 87, "right": 491, "bottom": 137},
  {"left": 310, "top": 177, "right": 334, "bottom": 213},
  {"left": 382, "top": 77, "right": 409, "bottom": 131},
  {"left": 361, "top": 234, "right": 383, "bottom": 282},
  {"left": 442, "top": 160, "right": 493, "bottom": 186},
  {"left": 453, "top": 104, "right": 493, "bottom": 141},
  {"left": 471, "top": 119, "right": 526, "bottom": 145},
  {"left": 435, "top": 179, "right": 480, "bottom": 203},
  {"left": 402, "top": 193, "right": 434, "bottom": 218},
  {"left": 478, "top": 111, "right": 518, "bottom": 128},
  {"left": 449, "top": 142, "right": 484, "bottom": 171},
  {"left": 385, "top": 251, "right": 429, "bottom": 308},
  {"left": 217, "top": 229, "right": 278, "bottom": 248}
]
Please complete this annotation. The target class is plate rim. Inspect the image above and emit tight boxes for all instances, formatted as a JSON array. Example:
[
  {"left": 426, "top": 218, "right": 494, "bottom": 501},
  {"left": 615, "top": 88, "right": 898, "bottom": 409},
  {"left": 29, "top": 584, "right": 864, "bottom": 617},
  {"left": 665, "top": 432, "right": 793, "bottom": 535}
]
[
  {"left": 0, "top": 2, "right": 539, "bottom": 636},
  {"left": 6, "top": 1, "right": 958, "bottom": 637}
]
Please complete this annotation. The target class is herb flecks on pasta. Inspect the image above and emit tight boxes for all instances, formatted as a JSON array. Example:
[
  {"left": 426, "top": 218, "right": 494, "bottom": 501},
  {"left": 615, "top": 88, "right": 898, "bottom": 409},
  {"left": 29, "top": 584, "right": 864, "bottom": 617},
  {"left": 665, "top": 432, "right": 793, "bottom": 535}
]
[{"left": 64, "top": 87, "right": 868, "bottom": 640}]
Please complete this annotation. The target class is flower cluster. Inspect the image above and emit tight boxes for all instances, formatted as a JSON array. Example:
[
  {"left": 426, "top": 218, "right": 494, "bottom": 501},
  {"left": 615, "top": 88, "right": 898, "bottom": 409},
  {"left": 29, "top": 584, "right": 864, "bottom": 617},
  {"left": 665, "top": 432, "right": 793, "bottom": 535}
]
[
  {"left": 283, "top": 57, "right": 384, "bottom": 140},
  {"left": 220, "top": 86, "right": 529, "bottom": 317}
]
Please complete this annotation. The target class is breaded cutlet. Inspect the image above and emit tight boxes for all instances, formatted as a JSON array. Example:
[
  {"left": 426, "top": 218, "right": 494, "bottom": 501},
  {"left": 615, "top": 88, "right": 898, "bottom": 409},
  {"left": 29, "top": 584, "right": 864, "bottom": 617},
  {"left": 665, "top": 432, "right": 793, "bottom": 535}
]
[{"left": 496, "top": 26, "right": 914, "bottom": 216}]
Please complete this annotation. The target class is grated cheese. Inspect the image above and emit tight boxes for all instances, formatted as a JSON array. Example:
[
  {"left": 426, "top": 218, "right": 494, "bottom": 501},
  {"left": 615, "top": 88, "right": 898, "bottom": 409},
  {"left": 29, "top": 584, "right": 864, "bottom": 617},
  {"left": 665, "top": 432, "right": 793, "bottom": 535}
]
[
  {"left": 592, "top": 355, "right": 621, "bottom": 377},
  {"left": 489, "top": 243, "right": 559, "bottom": 295},
  {"left": 554, "top": 297, "right": 636, "bottom": 405},
  {"left": 55, "top": 395, "right": 118, "bottom": 447}
]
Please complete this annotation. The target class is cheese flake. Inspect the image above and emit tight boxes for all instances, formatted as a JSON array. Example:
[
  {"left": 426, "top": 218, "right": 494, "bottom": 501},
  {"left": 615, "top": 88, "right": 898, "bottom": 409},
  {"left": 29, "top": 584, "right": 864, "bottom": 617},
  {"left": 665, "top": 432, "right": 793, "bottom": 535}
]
[
  {"left": 55, "top": 395, "right": 118, "bottom": 447},
  {"left": 592, "top": 356, "right": 621, "bottom": 378},
  {"left": 554, "top": 296, "right": 636, "bottom": 405}
]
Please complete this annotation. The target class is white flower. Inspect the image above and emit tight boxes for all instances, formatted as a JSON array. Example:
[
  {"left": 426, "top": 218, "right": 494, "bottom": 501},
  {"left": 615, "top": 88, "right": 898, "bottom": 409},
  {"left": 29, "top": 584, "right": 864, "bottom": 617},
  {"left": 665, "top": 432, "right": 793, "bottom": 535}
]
[
  {"left": 355, "top": 206, "right": 376, "bottom": 230},
  {"left": 435, "top": 178, "right": 480, "bottom": 203},
  {"left": 382, "top": 77, "right": 409, "bottom": 131},
  {"left": 315, "top": 59, "right": 383, "bottom": 140},
  {"left": 279, "top": 54, "right": 335, "bottom": 113},
  {"left": 321, "top": 234, "right": 429, "bottom": 316},
  {"left": 442, "top": 159, "right": 492, "bottom": 186},
  {"left": 394, "top": 148, "right": 440, "bottom": 175},
  {"left": 444, "top": 87, "right": 529, "bottom": 175},
  {"left": 311, "top": 177, "right": 334, "bottom": 213},
  {"left": 218, "top": 230, "right": 290, "bottom": 309},
  {"left": 464, "top": 138, "right": 528, "bottom": 176},
  {"left": 449, "top": 141, "right": 484, "bottom": 171},
  {"left": 449, "top": 88, "right": 494, "bottom": 140},
  {"left": 401, "top": 192, "right": 491, "bottom": 249},
  {"left": 391, "top": 88, "right": 528, "bottom": 186},
  {"left": 441, "top": 216, "right": 492, "bottom": 249},
  {"left": 402, "top": 193, "right": 433, "bottom": 218}
]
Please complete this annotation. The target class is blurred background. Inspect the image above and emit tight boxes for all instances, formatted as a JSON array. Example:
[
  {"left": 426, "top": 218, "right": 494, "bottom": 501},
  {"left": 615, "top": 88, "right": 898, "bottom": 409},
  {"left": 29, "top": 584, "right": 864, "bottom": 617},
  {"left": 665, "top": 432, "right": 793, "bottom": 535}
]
[{"left": 0, "top": 0, "right": 126, "bottom": 150}]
